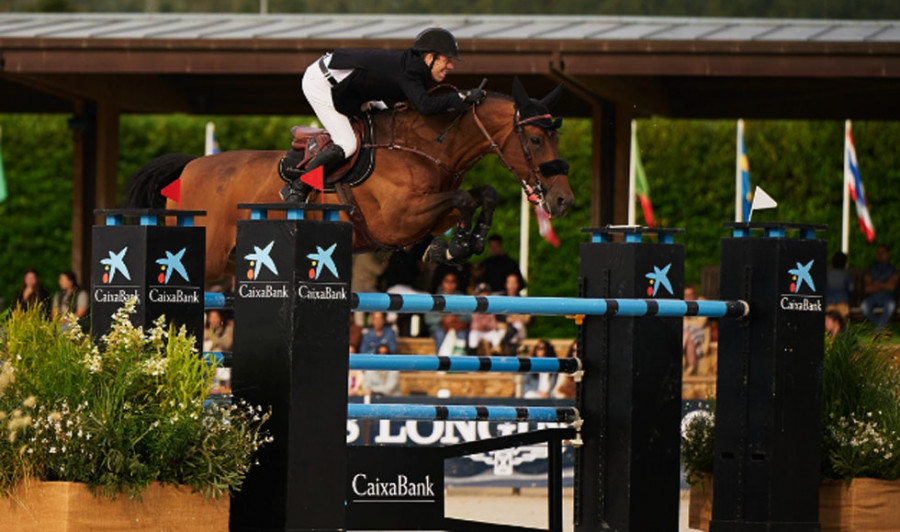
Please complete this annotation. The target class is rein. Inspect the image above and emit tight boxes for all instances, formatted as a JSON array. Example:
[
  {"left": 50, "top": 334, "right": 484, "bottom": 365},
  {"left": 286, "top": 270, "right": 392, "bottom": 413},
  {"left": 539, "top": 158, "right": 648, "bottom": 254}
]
[{"left": 361, "top": 101, "right": 562, "bottom": 206}]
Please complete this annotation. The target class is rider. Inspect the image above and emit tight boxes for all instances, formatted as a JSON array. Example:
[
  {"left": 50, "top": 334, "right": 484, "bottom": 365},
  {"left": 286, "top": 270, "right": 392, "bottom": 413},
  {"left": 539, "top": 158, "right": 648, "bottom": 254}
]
[{"left": 282, "top": 27, "right": 487, "bottom": 203}]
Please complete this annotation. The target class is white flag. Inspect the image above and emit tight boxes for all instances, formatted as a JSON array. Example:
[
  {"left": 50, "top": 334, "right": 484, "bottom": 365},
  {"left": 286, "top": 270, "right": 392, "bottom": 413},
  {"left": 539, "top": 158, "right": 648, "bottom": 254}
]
[{"left": 748, "top": 186, "right": 777, "bottom": 221}]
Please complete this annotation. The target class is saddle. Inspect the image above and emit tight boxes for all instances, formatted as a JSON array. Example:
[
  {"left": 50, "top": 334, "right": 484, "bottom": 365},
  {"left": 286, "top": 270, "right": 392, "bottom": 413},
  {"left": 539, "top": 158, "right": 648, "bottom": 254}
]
[{"left": 278, "top": 114, "right": 377, "bottom": 191}]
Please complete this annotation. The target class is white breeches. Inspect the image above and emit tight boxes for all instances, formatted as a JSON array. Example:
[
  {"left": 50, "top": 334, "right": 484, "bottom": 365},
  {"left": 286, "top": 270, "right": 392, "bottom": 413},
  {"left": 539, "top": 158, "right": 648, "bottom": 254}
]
[{"left": 302, "top": 54, "right": 358, "bottom": 157}]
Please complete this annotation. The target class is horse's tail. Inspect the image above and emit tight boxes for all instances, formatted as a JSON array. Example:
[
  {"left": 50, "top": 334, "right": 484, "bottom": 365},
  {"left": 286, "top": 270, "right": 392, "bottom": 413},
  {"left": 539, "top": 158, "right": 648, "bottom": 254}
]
[{"left": 124, "top": 153, "right": 197, "bottom": 208}]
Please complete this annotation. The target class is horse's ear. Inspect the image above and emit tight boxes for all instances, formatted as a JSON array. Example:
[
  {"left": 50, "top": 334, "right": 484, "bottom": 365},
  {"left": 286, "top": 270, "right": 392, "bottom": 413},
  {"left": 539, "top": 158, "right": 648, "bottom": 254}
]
[
  {"left": 540, "top": 84, "right": 564, "bottom": 110},
  {"left": 511, "top": 76, "right": 531, "bottom": 109}
]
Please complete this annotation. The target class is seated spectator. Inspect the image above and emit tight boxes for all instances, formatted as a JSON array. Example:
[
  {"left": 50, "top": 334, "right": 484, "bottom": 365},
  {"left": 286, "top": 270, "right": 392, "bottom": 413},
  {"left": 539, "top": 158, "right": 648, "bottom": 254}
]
[
  {"left": 362, "top": 344, "right": 400, "bottom": 396},
  {"left": 683, "top": 285, "right": 710, "bottom": 375},
  {"left": 424, "top": 272, "right": 470, "bottom": 355},
  {"left": 51, "top": 270, "right": 89, "bottom": 331},
  {"left": 826, "top": 251, "right": 853, "bottom": 321},
  {"left": 348, "top": 344, "right": 366, "bottom": 395},
  {"left": 360, "top": 312, "right": 397, "bottom": 354},
  {"left": 860, "top": 244, "right": 899, "bottom": 331},
  {"left": 552, "top": 341, "right": 578, "bottom": 399},
  {"left": 348, "top": 314, "right": 363, "bottom": 352},
  {"left": 522, "top": 340, "right": 558, "bottom": 399},
  {"left": 500, "top": 273, "right": 531, "bottom": 355},
  {"left": 14, "top": 268, "right": 50, "bottom": 316},
  {"left": 203, "top": 309, "right": 233, "bottom": 352},
  {"left": 468, "top": 283, "right": 505, "bottom": 355}
]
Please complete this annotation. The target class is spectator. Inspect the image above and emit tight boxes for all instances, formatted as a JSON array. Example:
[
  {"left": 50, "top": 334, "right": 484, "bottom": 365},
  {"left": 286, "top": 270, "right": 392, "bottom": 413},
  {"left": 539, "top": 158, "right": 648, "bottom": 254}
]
[
  {"left": 424, "top": 271, "right": 470, "bottom": 354},
  {"left": 203, "top": 309, "right": 233, "bottom": 352},
  {"left": 825, "top": 251, "right": 853, "bottom": 321},
  {"left": 825, "top": 309, "right": 845, "bottom": 342},
  {"left": 500, "top": 273, "right": 531, "bottom": 355},
  {"left": 552, "top": 341, "right": 578, "bottom": 399},
  {"left": 360, "top": 312, "right": 398, "bottom": 354},
  {"left": 348, "top": 314, "right": 363, "bottom": 352},
  {"left": 479, "top": 235, "right": 525, "bottom": 293},
  {"left": 352, "top": 253, "right": 388, "bottom": 293},
  {"left": 362, "top": 344, "right": 400, "bottom": 396},
  {"left": 683, "top": 285, "right": 710, "bottom": 375},
  {"left": 430, "top": 261, "right": 472, "bottom": 295},
  {"left": 13, "top": 268, "right": 50, "bottom": 316},
  {"left": 348, "top": 344, "right": 366, "bottom": 395},
  {"left": 51, "top": 270, "right": 89, "bottom": 330},
  {"left": 468, "top": 283, "right": 505, "bottom": 355},
  {"left": 860, "top": 244, "right": 899, "bottom": 331},
  {"left": 522, "top": 340, "right": 558, "bottom": 398}
]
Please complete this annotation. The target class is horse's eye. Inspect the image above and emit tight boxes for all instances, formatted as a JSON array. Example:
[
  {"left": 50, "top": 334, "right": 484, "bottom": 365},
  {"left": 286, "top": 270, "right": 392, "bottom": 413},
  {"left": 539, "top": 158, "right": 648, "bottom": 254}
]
[{"left": 530, "top": 136, "right": 543, "bottom": 146}]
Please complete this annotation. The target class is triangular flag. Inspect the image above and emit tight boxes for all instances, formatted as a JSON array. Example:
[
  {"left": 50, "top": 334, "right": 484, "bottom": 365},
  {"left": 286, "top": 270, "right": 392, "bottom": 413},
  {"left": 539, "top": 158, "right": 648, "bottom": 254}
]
[
  {"left": 301, "top": 166, "right": 325, "bottom": 191},
  {"left": 748, "top": 185, "right": 777, "bottom": 220},
  {"left": 161, "top": 178, "right": 181, "bottom": 206}
]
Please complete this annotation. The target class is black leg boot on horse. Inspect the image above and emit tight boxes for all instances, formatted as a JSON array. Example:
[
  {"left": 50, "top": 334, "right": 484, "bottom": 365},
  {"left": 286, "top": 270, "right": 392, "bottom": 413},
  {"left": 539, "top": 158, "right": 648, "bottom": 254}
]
[{"left": 280, "top": 144, "right": 346, "bottom": 203}]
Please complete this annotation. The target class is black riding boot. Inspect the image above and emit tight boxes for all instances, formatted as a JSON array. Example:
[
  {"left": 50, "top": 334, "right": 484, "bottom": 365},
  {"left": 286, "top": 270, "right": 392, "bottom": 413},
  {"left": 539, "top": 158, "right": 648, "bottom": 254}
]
[{"left": 280, "top": 145, "right": 347, "bottom": 203}]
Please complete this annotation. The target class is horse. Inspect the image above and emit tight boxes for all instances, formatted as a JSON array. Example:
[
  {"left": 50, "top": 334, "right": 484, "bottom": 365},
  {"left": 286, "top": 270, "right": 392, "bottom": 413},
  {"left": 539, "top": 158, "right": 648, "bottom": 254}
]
[{"left": 125, "top": 78, "right": 574, "bottom": 282}]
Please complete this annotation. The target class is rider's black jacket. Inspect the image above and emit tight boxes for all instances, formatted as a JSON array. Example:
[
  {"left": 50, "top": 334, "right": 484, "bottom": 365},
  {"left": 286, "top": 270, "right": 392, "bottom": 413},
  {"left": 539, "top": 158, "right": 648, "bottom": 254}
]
[{"left": 328, "top": 48, "right": 465, "bottom": 117}]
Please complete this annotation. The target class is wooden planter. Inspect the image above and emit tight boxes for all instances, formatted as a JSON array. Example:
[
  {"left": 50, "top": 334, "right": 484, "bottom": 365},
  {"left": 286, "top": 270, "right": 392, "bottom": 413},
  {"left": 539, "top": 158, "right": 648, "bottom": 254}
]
[
  {"left": 688, "top": 476, "right": 713, "bottom": 531},
  {"left": 0, "top": 481, "right": 229, "bottom": 532},
  {"left": 820, "top": 478, "right": 900, "bottom": 532},
  {"left": 690, "top": 477, "right": 900, "bottom": 531}
]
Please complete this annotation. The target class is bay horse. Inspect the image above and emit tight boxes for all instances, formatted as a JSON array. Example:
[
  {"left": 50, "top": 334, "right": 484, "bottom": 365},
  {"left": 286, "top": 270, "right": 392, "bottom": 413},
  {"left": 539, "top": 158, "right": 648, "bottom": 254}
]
[{"left": 126, "top": 79, "right": 574, "bottom": 282}]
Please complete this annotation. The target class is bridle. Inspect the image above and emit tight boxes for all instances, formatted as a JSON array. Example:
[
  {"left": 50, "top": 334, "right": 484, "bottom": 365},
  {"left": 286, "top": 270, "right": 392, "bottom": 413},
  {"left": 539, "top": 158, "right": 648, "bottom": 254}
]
[
  {"left": 363, "top": 98, "right": 567, "bottom": 208},
  {"left": 471, "top": 108, "right": 568, "bottom": 208}
]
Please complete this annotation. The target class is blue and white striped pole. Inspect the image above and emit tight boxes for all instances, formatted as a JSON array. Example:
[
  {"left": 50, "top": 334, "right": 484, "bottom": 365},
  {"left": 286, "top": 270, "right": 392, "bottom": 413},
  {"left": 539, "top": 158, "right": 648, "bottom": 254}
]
[
  {"left": 350, "top": 354, "right": 581, "bottom": 374},
  {"left": 351, "top": 293, "right": 748, "bottom": 318},
  {"left": 347, "top": 403, "right": 580, "bottom": 424}
]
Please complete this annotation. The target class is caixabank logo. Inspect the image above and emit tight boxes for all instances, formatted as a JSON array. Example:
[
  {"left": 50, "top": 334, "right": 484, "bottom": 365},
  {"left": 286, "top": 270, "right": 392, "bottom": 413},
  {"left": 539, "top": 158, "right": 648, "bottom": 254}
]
[
  {"left": 148, "top": 247, "right": 199, "bottom": 304},
  {"left": 781, "top": 259, "right": 823, "bottom": 312},
  {"left": 238, "top": 240, "right": 289, "bottom": 299},
  {"left": 94, "top": 246, "right": 140, "bottom": 304},
  {"left": 298, "top": 241, "right": 347, "bottom": 300},
  {"left": 644, "top": 263, "right": 673, "bottom": 297}
]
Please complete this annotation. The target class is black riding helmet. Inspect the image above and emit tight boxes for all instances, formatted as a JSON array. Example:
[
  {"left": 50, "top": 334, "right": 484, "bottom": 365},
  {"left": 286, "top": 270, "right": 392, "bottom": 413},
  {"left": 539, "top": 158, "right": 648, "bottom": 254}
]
[{"left": 412, "top": 27, "right": 461, "bottom": 61}]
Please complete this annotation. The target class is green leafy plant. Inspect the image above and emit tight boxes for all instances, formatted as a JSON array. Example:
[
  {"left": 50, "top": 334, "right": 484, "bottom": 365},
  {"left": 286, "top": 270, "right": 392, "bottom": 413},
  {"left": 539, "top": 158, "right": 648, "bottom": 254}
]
[
  {"left": 821, "top": 328, "right": 900, "bottom": 481},
  {"left": 0, "top": 301, "right": 271, "bottom": 499},
  {"left": 680, "top": 326, "right": 900, "bottom": 484}
]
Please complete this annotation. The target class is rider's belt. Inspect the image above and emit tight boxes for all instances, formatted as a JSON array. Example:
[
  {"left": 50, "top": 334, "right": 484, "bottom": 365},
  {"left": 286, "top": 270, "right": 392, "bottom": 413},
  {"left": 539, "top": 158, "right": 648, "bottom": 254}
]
[{"left": 318, "top": 57, "right": 338, "bottom": 87}]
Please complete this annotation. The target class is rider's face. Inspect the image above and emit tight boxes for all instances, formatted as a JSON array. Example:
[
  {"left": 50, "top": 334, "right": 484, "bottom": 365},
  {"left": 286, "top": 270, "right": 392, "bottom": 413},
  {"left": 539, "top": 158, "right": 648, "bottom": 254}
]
[{"left": 428, "top": 54, "right": 454, "bottom": 83}]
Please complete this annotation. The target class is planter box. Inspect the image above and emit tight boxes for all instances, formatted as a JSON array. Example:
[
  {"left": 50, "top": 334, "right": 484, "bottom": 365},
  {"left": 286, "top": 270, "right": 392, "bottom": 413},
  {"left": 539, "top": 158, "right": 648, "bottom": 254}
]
[
  {"left": 0, "top": 481, "right": 228, "bottom": 532},
  {"left": 689, "top": 476, "right": 713, "bottom": 531},
  {"left": 820, "top": 478, "right": 900, "bottom": 532}
]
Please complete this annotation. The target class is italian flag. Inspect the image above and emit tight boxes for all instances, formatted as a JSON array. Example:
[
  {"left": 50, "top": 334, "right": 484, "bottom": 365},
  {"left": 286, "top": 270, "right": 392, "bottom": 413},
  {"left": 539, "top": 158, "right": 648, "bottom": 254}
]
[{"left": 631, "top": 125, "right": 655, "bottom": 227}]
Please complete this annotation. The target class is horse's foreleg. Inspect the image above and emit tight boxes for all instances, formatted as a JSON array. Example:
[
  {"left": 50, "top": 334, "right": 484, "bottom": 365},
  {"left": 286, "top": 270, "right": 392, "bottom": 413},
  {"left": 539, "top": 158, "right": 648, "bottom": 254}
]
[
  {"left": 423, "top": 190, "right": 478, "bottom": 264},
  {"left": 467, "top": 185, "right": 498, "bottom": 256}
]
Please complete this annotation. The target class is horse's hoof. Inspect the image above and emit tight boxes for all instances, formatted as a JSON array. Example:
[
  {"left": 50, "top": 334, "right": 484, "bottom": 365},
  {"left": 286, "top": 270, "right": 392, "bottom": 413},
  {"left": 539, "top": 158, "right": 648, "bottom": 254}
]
[{"left": 422, "top": 238, "right": 449, "bottom": 264}]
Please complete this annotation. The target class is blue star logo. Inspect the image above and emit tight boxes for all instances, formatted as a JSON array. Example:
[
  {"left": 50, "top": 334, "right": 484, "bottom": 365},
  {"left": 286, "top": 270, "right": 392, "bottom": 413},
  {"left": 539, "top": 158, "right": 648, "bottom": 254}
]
[
  {"left": 155, "top": 248, "right": 189, "bottom": 284},
  {"left": 788, "top": 260, "right": 815, "bottom": 293},
  {"left": 100, "top": 247, "right": 131, "bottom": 283},
  {"left": 244, "top": 241, "right": 279, "bottom": 280},
  {"left": 645, "top": 263, "right": 673, "bottom": 297},
  {"left": 307, "top": 243, "right": 339, "bottom": 280}
]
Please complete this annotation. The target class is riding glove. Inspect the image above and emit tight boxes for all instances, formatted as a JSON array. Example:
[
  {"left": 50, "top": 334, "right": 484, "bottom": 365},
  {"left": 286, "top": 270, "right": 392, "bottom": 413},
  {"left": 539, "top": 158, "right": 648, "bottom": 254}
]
[{"left": 461, "top": 88, "right": 487, "bottom": 105}]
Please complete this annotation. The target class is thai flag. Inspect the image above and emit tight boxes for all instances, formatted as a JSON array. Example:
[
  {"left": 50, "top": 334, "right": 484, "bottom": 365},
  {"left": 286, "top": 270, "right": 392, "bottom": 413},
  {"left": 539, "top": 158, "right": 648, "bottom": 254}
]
[{"left": 845, "top": 123, "right": 875, "bottom": 242}]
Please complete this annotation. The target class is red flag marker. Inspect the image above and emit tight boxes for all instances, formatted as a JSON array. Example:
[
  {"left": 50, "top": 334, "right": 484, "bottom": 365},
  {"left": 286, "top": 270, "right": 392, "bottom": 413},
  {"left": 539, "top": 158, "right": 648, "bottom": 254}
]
[
  {"left": 161, "top": 178, "right": 182, "bottom": 206},
  {"left": 301, "top": 166, "right": 325, "bottom": 191}
]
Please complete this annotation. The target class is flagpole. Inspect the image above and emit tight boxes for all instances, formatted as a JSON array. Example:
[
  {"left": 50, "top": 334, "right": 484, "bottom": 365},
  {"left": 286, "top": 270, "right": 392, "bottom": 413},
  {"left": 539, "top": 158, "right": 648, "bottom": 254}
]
[
  {"left": 628, "top": 120, "right": 636, "bottom": 226},
  {"left": 735, "top": 119, "right": 743, "bottom": 223},
  {"left": 205, "top": 122, "right": 215, "bottom": 156},
  {"left": 841, "top": 120, "right": 851, "bottom": 254},
  {"left": 519, "top": 190, "right": 530, "bottom": 294}
]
